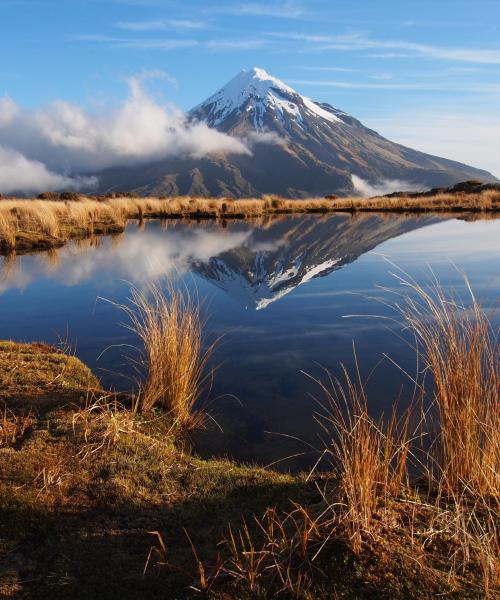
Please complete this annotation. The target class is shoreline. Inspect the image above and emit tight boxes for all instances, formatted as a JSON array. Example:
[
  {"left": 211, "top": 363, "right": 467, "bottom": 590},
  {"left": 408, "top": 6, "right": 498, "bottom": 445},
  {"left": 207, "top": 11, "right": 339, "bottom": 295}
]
[{"left": 1, "top": 190, "right": 499, "bottom": 255}]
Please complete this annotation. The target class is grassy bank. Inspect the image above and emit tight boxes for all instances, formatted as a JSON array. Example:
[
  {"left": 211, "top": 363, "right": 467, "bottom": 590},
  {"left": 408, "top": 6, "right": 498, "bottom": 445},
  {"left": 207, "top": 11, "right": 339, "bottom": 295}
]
[
  {"left": 0, "top": 341, "right": 313, "bottom": 599},
  {"left": 0, "top": 188, "right": 499, "bottom": 254},
  {"left": 1, "top": 275, "right": 498, "bottom": 599}
]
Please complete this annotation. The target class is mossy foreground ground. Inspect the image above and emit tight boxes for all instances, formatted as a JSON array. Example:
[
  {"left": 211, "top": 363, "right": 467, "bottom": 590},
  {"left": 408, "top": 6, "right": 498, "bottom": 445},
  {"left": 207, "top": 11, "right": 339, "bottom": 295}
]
[{"left": 0, "top": 342, "right": 492, "bottom": 599}]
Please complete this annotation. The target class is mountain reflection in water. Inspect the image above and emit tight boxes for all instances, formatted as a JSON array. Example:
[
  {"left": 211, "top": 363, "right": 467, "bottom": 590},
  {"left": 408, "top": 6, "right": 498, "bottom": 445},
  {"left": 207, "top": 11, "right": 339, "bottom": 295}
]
[{"left": 0, "top": 213, "right": 435, "bottom": 306}]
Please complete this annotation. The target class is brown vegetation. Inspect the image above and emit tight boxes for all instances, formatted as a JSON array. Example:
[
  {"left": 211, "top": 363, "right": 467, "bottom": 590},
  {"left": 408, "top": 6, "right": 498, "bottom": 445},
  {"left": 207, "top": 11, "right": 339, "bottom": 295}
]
[
  {"left": 0, "top": 340, "right": 98, "bottom": 404},
  {"left": 0, "top": 274, "right": 498, "bottom": 599},
  {"left": 311, "top": 365, "right": 411, "bottom": 554},
  {"left": 116, "top": 282, "right": 216, "bottom": 427},
  {"left": 397, "top": 275, "right": 499, "bottom": 497},
  {"left": 1, "top": 188, "right": 499, "bottom": 254},
  {"left": 0, "top": 405, "right": 34, "bottom": 447},
  {"left": 145, "top": 275, "right": 499, "bottom": 598},
  {"left": 0, "top": 341, "right": 298, "bottom": 599}
]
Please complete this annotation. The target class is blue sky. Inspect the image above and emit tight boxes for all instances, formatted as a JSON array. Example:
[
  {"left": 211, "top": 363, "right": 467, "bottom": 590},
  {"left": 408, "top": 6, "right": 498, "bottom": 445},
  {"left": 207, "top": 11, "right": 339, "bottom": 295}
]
[{"left": 1, "top": 0, "right": 500, "bottom": 176}]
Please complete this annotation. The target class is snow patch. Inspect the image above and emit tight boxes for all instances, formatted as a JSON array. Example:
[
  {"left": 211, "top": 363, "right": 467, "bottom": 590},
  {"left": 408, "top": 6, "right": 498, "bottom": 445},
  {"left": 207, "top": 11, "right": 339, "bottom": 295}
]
[
  {"left": 300, "top": 259, "right": 341, "bottom": 283},
  {"left": 256, "top": 287, "right": 294, "bottom": 310},
  {"left": 303, "top": 97, "right": 342, "bottom": 124}
]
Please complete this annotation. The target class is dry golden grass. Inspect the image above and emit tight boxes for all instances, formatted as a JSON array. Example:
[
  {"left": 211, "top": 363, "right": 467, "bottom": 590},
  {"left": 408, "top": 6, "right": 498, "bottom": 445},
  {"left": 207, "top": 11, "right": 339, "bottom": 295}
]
[
  {"left": 71, "top": 391, "right": 138, "bottom": 458},
  {"left": 0, "top": 404, "right": 34, "bottom": 447},
  {"left": 0, "top": 211, "right": 15, "bottom": 249},
  {"left": 393, "top": 274, "right": 499, "bottom": 597},
  {"left": 340, "top": 189, "right": 500, "bottom": 212},
  {"left": 311, "top": 364, "right": 411, "bottom": 554},
  {"left": 428, "top": 493, "right": 500, "bottom": 597},
  {"left": 146, "top": 504, "right": 324, "bottom": 596},
  {"left": 0, "top": 198, "right": 127, "bottom": 253},
  {"left": 117, "top": 282, "right": 216, "bottom": 427},
  {"left": 223, "top": 506, "right": 323, "bottom": 596},
  {"left": 395, "top": 274, "right": 499, "bottom": 497},
  {"left": 1, "top": 190, "right": 498, "bottom": 254}
]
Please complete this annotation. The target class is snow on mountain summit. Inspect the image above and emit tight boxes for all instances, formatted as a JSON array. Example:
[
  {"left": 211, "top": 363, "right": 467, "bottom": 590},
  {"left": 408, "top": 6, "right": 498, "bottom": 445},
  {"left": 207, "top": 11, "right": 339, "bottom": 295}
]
[
  {"left": 191, "top": 67, "right": 344, "bottom": 130},
  {"left": 230, "top": 67, "right": 297, "bottom": 99}
]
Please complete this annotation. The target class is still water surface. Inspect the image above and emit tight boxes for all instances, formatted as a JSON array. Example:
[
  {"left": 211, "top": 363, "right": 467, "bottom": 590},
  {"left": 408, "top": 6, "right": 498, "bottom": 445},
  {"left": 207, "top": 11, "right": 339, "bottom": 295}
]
[{"left": 1, "top": 213, "right": 499, "bottom": 469}]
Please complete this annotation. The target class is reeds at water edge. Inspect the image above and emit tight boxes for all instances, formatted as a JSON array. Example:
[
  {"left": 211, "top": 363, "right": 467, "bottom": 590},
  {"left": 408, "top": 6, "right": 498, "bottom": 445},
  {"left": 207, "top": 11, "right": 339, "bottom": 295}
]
[
  {"left": 1, "top": 190, "right": 499, "bottom": 254},
  {"left": 117, "top": 281, "right": 216, "bottom": 430}
]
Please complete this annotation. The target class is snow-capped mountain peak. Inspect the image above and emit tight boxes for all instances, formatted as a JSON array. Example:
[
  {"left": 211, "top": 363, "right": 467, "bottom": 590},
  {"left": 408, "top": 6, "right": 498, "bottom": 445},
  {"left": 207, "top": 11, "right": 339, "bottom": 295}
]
[
  {"left": 229, "top": 67, "right": 296, "bottom": 98},
  {"left": 190, "top": 66, "right": 344, "bottom": 130},
  {"left": 100, "top": 67, "right": 498, "bottom": 198}
]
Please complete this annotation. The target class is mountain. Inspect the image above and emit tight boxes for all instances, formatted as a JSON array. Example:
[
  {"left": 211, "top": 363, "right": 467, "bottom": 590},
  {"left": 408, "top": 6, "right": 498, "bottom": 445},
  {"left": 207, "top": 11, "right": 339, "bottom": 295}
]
[
  {"left": 97, "top": 68, "right": 497, "bottom": 198},
  {"left": 190, "top": 213, "right": 437, "bottom": 310}
]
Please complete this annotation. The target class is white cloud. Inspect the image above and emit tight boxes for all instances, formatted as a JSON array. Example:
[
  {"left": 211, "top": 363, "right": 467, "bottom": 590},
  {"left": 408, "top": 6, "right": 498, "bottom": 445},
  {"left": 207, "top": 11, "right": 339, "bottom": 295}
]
[
  {"left": 366, "top": 53, "right": 413, "bottom": 59},
  {"left": 0, "top": 76, "right": 252, "bottom": 193},
  {"left": 300, "top": 66, "right": 357, "bottom": 72},
  {"left": 352, "top": 175, "right": 424, "bottom": 197},
  {"left": 0, "top": 146, "right": 96, "bottom": 194},
  {"left": 74, "top": 33, "right": 268, "bottom": 52},
  {"left": 416, "top": 45, "right": 500, "bottom": 64},
  {"left": 245, "top": 130, "right": 286, "bottom": 147},
  {"left": 206, "top": 39, "right": 267, "bottom": 50},
  {"left": 114, "top": 39, "right": 199, "bottom": 50},
  {"left": 0, "top": 96, "right": 18, "bottom": 125},
  {"left": 134, "top": 69, "right": 178, "bottom": 88},
  {"left": 72, "top": 34, "right": 199, "bottom": 50},
  {"left": 370, "top": 73, "right": 393, "bottom": 81}
]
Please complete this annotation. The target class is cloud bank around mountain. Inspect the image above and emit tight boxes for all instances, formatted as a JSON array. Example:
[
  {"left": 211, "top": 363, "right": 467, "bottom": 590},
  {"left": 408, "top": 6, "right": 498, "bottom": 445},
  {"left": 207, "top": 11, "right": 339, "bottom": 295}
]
[{"left": 0, "top": 75, "right": 251, "bottom": 194}]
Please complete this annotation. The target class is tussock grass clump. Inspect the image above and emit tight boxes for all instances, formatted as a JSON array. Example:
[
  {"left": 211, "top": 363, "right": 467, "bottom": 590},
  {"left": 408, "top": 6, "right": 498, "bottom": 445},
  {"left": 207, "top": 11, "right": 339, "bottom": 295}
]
[
  {"left": 396, "top": 274, "right": 499, "bottom": 497},
  {"left": 383, "top": 273, "right": 499, "bottom": 595},
  {"left": 311, "top": 365, "right": 411, "bottom": 553},
  {"left": 146, "top": 504, "right": 324, "bottom": 597},
  {"left": 120, "top": 282, "right": 216, "bottom": 428},
  {"left": 223, "top": 505, "right": 323, "bottom": 596},
  {"left": 0, "top": 198, "right": 128, "bottom": 253},
  {"left": 0, "top": 212, "right": 15, "bottom": 250},
  {"left": 424, "top": 492, "right": 500, "bottom": 597}
]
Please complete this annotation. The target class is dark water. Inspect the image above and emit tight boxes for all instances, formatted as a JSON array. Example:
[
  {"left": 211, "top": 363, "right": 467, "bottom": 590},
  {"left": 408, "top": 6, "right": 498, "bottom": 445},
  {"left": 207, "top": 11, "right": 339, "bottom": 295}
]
[{"left": 1, "top": 213, "right": 499, "bottom": 469}]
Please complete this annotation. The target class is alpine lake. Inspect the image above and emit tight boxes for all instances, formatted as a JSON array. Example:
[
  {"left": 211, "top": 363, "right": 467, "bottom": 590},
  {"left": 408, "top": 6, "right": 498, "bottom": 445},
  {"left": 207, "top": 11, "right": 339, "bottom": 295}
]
[{"left": 1, "top": 212, "right": 499, "bottom": 470}]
